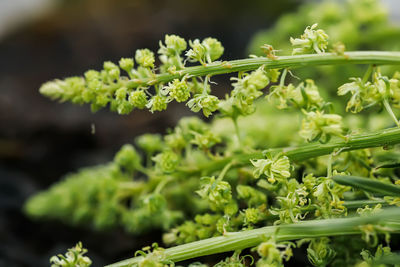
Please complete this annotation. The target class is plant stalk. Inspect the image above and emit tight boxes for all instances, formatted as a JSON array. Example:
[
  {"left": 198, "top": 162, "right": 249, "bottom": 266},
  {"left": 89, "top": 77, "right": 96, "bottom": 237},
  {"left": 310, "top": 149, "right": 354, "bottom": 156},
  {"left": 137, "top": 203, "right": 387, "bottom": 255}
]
[
  {"left": 126, "top": 51, "right": 400, "bottom": 88},
  {"left": 106, "top": 208, "right": 400, "bottom": 267},
  {"left": 179, "top": 127, "right": 400, "bottom": 175}
]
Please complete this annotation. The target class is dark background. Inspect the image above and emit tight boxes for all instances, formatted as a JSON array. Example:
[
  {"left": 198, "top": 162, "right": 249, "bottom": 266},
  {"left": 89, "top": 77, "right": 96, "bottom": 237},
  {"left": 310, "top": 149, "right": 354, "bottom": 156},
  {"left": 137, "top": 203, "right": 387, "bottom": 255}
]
[{"left": 0, "top": 0, "right": 304, "bottom": 266}]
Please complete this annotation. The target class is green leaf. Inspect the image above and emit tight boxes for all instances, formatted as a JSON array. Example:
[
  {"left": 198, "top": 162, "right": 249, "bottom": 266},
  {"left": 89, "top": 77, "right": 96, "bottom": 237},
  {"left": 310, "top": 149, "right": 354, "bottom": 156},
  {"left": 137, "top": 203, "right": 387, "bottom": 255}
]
[{"left": 332, "top": 175, "right": 400, "bottom": 197}]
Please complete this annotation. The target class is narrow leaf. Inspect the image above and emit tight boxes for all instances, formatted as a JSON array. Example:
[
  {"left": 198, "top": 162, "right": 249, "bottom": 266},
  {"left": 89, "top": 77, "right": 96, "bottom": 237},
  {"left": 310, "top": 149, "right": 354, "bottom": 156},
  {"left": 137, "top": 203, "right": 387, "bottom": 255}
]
[{"left": 332, "top": 175, "right": 400, "bottom": 196}]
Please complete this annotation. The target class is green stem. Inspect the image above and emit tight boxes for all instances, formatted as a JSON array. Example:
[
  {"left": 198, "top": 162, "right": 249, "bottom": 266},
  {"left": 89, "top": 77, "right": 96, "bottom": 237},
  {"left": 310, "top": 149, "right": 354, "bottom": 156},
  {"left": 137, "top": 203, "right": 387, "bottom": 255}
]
[
  {"left": 362, "top": 64, "right": 374, "bottom": 84},
  {"left": 179, "top": 127, "right": 400, "bottom": 175},
  {"left": 232, "top": 117, "right": 242, "bottom": 146},
  {"left": 281, "top": 126, "right": 400, "bottom": 161},
  {"left": 279, "top": 68, "right": 288, "bottom": 87},
  {"left": 216, "top": 161, "right": 234, "bottom": 182},
  {"left": 126, "top": 52, "right": 400, "bottom": 88},
  {"left": 383, "top": 98, "right": 400, "bottom": 127},
  {"left": 154, "top": 177, "right": 171, "bottom": 194},
  {"left": 327, "top": 153, "right": 333, "bottom": 178},
  {"left": 106, "top": 208, "right": 400, "bottom": 267}
]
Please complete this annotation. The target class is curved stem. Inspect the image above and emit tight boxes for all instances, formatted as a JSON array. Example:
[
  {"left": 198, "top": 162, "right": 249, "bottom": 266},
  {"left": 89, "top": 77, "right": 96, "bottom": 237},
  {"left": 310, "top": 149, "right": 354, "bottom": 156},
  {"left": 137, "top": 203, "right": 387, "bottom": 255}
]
[
  {"left": 383, "top": 98, "right": 400, "bottom": 127},
  {"left": 126, "top": 51, "right": 400, "bottom": 88},
  {"left": 216, "top": 161, "right": 234, "bottom": 182}
]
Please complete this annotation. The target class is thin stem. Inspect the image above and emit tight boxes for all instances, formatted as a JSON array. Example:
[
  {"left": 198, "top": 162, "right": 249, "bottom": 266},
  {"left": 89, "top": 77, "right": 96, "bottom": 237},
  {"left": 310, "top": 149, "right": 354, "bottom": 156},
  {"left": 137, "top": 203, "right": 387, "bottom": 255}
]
[
  {"left": 202, "top": 75, "right": 210, "bottom": 94},
  {"left": 327, "top": 153, "right": 333, "bottom": 178},
  {"left": 154, "top": 177, "right": 171, "bottom": 194},
  {"left": 126, "top": 52, "right": 400, "bottom": 89},
  {"left": 362, "top": 64, "right": 374, "bottom": 84},
  {"left": 383, "top": 98, "right": 400, "bottom": 127},
  {"left": 178, "top": 127, "right": 400, "bottom": 176},
  {"left": 279, "top": 68, "right": 288, "bottom": 87},
  {"left": 217, "top": 161, "right": 234, "bottom": 182},
  {"left": 106, "top": 208, "right": 400, "bottom": 267},
  {"left": 232, "top": 117, "right": 242, "bottom": 146}
]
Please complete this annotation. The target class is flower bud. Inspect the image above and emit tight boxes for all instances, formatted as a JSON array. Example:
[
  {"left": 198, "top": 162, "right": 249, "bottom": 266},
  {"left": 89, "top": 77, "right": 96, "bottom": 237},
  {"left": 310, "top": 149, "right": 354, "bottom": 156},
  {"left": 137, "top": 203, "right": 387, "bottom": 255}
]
[{"left": 135, "top": 49, "right": 155, "bottom": 68}]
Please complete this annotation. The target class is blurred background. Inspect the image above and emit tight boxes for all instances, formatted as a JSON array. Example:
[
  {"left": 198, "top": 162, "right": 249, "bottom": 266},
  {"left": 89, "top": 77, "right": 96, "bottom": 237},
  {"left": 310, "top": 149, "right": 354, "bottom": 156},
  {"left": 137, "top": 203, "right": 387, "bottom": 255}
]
[{"left": 0, "top": 0, "right": 399, "bottom": 266}]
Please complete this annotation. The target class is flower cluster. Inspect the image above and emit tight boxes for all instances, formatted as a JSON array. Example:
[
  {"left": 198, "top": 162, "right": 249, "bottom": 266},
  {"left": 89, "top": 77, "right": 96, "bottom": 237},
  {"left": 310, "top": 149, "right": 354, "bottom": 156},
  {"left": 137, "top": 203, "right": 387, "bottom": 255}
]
[
  {"left": 269, "top": 79, "right": 324, "bottom": 110},
  {"left": 299, "top": 110, "right": 343, "bottom": 142},
  {"left": 251, "top": 154, "right": 291, "bottom": 184},
  {"left": 338, "top": 69, "right": 400, "bottom": 126},
  {"left": 196, "top": 176, "right": 233, "bottom": 211},
  {"left": 186, "top": 93, "right": 220, "bottom": 117},
  {"left": 219, "top": 67, "right": 279, "bottom": 117},
  {"left": 40, "top": 34, "right": 225, "bottom": 117},
  {"left": 256, "top": 239, "right": 294, "bottom": 267},
  {"left": 29, "top": 19, "right": 400, "bottom": 267},
  {"left": 290, "top": 23, "right": 329, "bottom": 54},
  {"left": 306, "top": 238, "right": 336, "bottom": 267},
  {"left": 50, "top": 242, "right": 92, "bottom": 267},
  {"left": 185, "top": 38, "right": 224, "bottom": 65},
  {"left": 152, "top": 150, "right": 180, "bottom": 173}
]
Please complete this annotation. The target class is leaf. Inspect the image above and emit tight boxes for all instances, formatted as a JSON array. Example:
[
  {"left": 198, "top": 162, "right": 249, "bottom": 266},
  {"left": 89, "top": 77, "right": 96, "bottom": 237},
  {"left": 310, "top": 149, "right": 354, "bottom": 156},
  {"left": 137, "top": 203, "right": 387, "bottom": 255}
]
[{"left": 332, "top": 175, "right": 400, "bottom": 197}]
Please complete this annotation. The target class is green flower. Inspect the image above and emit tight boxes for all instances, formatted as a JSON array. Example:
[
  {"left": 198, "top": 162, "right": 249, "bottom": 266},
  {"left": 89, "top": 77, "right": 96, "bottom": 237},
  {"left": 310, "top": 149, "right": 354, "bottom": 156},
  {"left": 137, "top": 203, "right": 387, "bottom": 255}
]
[
  {"left": 119, "top": 58, "right": 134, "bottom": 74},
  {"left": 257, "top": 241, "right": 282, "bottom": 263},
  {"left": 129, "top": 90, "right": 148, "bottom": 109},
  {"left": 290, "top": 23, "right": 329, "bottom": 54},
  {"left": 251, "top": 155, "right": 291, "bottom": 183},
  {"left": 337, "top": 77, "right": 366, "bottom": 113},
  {"left": 166, "top": 79, "right": 190, "bottom": 102},
  {"left": 152, "top": 151, "right": 180, "bottom": 173},
  {"left": 158, "top": 34, "right": 187, "bottom": 56},
  {"left": 197, "top": 176, "right": 232, "bottom": 210},
  {"left": 143, "top": 193, "right": 167, "bottom": 213},
  {"left": 103, "top": 61, "right": 120, "bottom": 80},
  {"left": 39, "top": 80, "right": 66, "bottom": 101},
  {"left": 135, "top": 49, "right": 155, "bottom": 68},
  {"left": 336, "top": 75, "right": 390, "bottom": 113},
  {"left": 164, "top": 129, "right": 186, "bottom": 151},
  {"left": 117, "top": 100, "right": 134, "bottom": 115},
  {"left": 115, "top": 87, "right": 127, "bottom": 101},
  {"left": 50, "top": 242, "right": 92, "bottom": 267},
  {"left": 269, "top": 77, "right": 326, "bottom": 111},
  {"left": 114, "top": 144, "right": 141, "bottom": 173},
  {"left": 236, "top": 185, "right": 266, "bottom": 207},
  {"left": 245, "top": 67, "right": 270, "bottom": 90},
  {"left": 136, "top": 134, "right": 163, "bottom": 155},
  {"left": 229, "top": 67, "right": 271, "bottom": 115},
  {"left": 243, "top": 207, "right": 260, "bottom": 225},
  {"left": 186, "top": 39, "right": 207, "bottom": 64},
  {"left": 202, "top": 37, "right": 224, "bottom": 62},
  {"left": 288, "top": 79, "right": 324, "bottom": 109},
  {"left": 186, "top": 38, "right": 224, "bottom": 64},
  {"left": 307, "top": 238, "right": 336, "bottom": 267},
  {"left": 190, "top": 130, "right": 221, "bottom": 150},
  {"left": 186, "top": 94, "right": 219, "bottom": 117},
  {"left": 299, "top": 110, "right": 343, "bottom": 142},
  {"left": 146, "top": 95, "right": 169, "bottom": 112}
]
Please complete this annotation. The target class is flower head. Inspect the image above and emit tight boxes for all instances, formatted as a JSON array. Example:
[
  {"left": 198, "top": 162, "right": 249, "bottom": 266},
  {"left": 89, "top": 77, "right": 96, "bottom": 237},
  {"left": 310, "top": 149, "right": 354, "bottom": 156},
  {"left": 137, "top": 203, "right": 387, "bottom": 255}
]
[
  {"left": 251, "top": 155, "right": 291, "bottom": 183},
  {"left": 290, "top": 24, "right": 329, "bottom": 54}
]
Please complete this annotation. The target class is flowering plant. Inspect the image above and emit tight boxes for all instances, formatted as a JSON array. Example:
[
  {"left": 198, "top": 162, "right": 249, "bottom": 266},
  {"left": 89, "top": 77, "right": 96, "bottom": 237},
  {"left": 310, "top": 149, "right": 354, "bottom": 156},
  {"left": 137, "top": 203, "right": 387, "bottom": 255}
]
[{"left": 26, "top": 1, "right": 400, "bottom": 266}]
